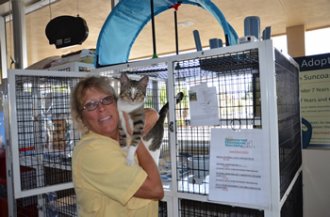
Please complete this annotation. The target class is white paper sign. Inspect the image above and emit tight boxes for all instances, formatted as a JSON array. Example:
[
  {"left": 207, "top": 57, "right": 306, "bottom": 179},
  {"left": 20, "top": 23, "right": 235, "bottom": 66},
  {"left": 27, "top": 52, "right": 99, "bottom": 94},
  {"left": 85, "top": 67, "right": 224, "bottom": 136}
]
[
  {"left": 208, "top": 128, "right": 270, "bottom": 208},
  {"left": 189, "top": 83, "right": 220, "bottom": 126}
]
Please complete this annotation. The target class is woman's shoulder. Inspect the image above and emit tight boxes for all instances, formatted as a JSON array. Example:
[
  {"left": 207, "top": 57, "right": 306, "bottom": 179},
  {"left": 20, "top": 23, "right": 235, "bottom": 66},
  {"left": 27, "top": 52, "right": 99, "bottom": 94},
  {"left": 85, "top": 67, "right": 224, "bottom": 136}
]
[
  {"left": 73, "top": 131, "right": 121, "bottom": 161},
  {"left": 84, "top": 131, "right": 116, "bottom": 142},
  {"left": 75, "top": 131, "right": 119, "bottom": 151}
]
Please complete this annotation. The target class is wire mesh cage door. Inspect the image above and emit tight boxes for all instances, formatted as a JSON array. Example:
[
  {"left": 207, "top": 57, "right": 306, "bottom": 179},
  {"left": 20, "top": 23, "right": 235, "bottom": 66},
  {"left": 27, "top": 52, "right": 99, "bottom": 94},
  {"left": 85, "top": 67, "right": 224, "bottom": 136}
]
[
  {"left": 5, "top": 70, "right": 87, "bottom": 216},
  {"left": 172, "top": 48, "right": 261, "bottom": 194}
]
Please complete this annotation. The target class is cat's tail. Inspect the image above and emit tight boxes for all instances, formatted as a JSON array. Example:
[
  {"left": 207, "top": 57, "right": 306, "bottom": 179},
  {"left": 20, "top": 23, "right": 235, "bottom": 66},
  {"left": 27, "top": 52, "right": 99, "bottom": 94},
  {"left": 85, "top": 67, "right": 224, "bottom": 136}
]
[
  {"left": 175, "top": 92, "right": 184, "bottom": 103},
  {"left": 158, "top": 92, "right": 184, "bottom": 122},
  {"left": 143, "top": 92, "right": 184, "bottom": 153}
]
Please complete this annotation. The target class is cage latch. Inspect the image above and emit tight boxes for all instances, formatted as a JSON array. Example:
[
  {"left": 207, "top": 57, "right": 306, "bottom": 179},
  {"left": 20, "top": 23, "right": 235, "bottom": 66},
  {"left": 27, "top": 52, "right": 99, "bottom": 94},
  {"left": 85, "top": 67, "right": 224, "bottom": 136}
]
[{"left": 169, "top": 121, "right": 174, "bottom": 132}]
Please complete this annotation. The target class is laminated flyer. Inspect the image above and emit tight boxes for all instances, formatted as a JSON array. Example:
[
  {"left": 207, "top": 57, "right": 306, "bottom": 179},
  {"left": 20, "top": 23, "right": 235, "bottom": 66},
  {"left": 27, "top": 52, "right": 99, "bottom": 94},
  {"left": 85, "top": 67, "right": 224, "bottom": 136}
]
[
  {"left": 208, "top": 128, "right": 270, "bottom": 208},
  {"left": 189, "top": 83, "right": 220, "bottom": 126}
]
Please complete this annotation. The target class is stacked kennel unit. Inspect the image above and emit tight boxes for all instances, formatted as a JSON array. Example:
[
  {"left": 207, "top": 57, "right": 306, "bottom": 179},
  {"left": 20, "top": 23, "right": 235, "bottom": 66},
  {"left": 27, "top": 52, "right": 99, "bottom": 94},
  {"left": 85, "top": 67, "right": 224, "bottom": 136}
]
[
  {"left": 3, "top": 71, "right": 84, "bottom": 217},
  {"left": 3, "top": 40, "right": 302, "bottom": 217}
]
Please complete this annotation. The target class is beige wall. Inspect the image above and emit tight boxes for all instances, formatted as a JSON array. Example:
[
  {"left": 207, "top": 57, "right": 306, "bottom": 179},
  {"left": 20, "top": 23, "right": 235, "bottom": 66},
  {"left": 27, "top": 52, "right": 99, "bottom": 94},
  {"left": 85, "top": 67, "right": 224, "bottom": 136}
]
[{"left": 286, "top": 25, "right": 306, "bottom": 57}]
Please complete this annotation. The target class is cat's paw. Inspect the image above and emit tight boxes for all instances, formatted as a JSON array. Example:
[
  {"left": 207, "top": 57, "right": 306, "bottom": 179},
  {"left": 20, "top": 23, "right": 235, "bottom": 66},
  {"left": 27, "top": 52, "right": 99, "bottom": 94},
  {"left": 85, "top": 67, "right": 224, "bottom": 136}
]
[
  {"left": 126, "top": 146, "right": 137, "bottom": 166},
  {"left": 126, "top": 156, "right": 135, "bottom": 166},
  {"left": 121, "top": 146, "right": 129, "bottom": 153}
]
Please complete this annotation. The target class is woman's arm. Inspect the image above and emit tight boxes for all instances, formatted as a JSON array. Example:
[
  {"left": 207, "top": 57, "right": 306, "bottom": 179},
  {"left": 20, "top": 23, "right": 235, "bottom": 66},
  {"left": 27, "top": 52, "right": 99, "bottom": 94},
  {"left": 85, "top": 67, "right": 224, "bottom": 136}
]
[{"left": 134, "top": 142, "right": 164, "bottom": 199}]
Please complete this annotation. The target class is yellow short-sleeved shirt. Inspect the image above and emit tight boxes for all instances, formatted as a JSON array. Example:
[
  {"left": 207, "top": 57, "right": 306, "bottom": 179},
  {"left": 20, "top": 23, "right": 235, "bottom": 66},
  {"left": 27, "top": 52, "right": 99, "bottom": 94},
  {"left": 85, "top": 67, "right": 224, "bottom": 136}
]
[{"left": 72, "top": 131, "right": 158, "bottom": 217}]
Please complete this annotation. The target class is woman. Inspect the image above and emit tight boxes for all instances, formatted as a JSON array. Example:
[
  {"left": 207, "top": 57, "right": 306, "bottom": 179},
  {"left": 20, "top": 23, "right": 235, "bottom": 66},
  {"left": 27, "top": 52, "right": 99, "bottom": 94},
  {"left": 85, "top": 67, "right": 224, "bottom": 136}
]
[{"left": 71, "top": 76, "right": 164, "bottom": 217}]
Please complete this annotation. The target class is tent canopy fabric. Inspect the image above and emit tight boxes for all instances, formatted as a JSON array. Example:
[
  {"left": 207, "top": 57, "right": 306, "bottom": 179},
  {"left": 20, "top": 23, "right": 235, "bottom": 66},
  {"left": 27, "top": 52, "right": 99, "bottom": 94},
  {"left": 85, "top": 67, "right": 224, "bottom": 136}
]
[{"left": 95, "top": 0, "right": 238, "bottom": 67}]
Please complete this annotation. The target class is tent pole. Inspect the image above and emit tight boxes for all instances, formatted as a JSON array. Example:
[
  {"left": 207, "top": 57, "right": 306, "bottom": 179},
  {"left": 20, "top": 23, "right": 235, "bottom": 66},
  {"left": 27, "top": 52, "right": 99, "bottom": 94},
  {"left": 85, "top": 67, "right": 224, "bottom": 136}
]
[
  {"left": 150, "top": 0, "right": 158, "bottom": 58},
  {"left": 174, "top": 9, "right": 179, "bottom": 55},
  {"left": 172, "top": 3, "right": 181, "bottom": 55}
]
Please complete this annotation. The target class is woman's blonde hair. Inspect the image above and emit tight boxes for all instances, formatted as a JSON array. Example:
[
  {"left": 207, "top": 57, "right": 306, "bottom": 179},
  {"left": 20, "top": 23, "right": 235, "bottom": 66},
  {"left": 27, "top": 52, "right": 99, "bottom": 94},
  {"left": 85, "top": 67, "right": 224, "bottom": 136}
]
[{"left": 71, "top": 76, "right": 117, "bottom": 133}]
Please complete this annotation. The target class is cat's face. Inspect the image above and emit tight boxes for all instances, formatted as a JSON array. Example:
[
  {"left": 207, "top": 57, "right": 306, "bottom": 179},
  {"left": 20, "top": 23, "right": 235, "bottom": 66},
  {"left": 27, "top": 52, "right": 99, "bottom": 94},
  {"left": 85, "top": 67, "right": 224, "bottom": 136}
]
[{"left": 119, "top": 73, "right": 149, "bottom": 104}]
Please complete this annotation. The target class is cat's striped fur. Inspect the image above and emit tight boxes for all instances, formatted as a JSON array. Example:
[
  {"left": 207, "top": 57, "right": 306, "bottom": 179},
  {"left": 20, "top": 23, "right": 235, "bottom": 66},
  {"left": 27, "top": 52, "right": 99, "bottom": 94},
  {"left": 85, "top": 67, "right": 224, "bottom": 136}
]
[
  {"left": 117, "top": 73, "right": 149, "bottom": 165},
  {"left": 118, "top": 72, "right": 184, "bottom": 166}
]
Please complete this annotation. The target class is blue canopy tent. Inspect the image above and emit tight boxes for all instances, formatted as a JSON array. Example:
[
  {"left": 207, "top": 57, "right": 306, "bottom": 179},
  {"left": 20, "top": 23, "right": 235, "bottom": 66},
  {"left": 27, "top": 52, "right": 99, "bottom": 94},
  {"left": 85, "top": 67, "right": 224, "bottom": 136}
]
[{"left": 95, "top": 0, "right": 238, "bottom": 67}]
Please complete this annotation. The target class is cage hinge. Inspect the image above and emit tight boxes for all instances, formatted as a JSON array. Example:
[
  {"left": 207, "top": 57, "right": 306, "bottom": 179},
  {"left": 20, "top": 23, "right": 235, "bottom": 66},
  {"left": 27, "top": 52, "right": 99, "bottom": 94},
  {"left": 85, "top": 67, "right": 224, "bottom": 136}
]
[{"left": 169, "top": 121, "right": 174, "bottom": 132}]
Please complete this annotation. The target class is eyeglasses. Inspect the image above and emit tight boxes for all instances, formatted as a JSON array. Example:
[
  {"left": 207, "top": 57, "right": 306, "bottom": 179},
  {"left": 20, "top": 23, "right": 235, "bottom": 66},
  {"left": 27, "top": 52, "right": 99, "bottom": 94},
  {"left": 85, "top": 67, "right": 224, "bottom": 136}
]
[{"left": 81, "top": 95, "right": 114, "bottom": 111}]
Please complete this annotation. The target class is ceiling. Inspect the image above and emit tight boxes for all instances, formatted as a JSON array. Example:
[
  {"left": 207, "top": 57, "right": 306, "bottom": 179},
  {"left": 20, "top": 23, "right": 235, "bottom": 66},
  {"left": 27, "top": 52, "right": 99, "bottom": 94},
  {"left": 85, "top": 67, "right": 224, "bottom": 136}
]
[{"left": 1, "top": 0, "right": 330, "bottom": 68}]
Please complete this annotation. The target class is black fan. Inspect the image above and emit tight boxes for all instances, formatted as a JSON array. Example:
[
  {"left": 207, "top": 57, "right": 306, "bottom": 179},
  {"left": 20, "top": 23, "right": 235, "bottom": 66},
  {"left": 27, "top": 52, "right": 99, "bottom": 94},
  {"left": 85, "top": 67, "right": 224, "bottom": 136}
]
[{"left": 45, "top": 15, "right": 89, "bottom": 48}]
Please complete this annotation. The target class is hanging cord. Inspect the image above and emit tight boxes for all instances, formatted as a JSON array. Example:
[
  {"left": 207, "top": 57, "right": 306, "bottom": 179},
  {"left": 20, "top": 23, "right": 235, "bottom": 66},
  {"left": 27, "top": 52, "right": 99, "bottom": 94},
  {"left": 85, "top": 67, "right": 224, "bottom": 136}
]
[
  {"left": 172, "top": 3, "right": 181, "bottom": 55},
  {"left": 76, "top": 0, "right": 80, "bottom": 16},
  {"left": 150, "top": 0, "right": 157, "bottom": 59},
  {"left": 48, "top": 0, "right": 52, "bottom": 20}
]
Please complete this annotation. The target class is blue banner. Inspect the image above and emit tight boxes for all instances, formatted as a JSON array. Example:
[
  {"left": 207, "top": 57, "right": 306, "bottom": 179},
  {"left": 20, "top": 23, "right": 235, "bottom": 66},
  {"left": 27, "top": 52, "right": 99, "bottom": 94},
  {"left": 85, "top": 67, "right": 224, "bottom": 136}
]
[{"left": 294, "top": 53, "right": 330, "bottom": 71}]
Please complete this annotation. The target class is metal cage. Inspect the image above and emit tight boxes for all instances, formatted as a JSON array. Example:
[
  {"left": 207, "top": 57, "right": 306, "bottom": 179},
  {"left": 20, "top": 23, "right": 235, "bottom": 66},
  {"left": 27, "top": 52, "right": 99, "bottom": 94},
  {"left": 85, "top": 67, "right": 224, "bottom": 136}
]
[{"left": 4, "top": 40, "right": 302, "bottom": 217}]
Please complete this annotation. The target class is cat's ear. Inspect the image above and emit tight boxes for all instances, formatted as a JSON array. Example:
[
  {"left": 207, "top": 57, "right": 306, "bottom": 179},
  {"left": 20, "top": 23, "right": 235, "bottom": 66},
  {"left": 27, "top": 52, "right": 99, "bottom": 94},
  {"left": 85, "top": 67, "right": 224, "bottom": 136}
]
[
  {"left": 139, "top": 75, "right": 149, "bottom": 89},
  {"left": 120, "top": 73, "right": 129, "bottom": 86}
]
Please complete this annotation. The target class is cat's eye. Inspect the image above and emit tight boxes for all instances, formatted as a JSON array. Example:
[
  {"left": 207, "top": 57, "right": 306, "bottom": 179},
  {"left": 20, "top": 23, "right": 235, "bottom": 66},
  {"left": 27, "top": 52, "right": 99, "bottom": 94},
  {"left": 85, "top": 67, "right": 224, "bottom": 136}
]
[{"left": 82, "top": 95, "right": 114, "bottom": 111}]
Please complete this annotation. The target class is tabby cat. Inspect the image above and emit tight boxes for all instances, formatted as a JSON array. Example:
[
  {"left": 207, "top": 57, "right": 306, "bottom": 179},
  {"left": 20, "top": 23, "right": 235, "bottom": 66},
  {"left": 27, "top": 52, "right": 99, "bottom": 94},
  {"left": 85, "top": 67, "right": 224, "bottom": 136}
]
[
  {"left": 117, "top": 73, "right": 149, "bottom": 165},
  {"left": 117, "top": 72, "right": 184, "bottom": 166}
]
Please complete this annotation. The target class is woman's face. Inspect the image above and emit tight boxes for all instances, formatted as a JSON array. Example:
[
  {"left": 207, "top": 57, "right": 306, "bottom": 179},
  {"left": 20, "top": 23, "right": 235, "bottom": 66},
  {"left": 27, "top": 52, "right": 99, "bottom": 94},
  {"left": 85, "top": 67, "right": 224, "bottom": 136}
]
[{"left": 81, "top": 87, "right": 119, "bottom": 139}]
